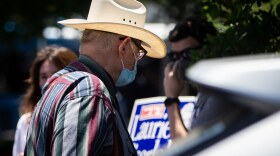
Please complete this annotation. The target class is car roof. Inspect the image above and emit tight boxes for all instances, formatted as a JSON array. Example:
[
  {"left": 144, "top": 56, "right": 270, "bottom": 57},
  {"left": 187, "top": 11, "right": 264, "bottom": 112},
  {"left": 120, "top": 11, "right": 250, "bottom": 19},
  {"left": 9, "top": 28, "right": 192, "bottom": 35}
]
[{"left": 186, "top": 53, "right": 280, "bottom": 114}]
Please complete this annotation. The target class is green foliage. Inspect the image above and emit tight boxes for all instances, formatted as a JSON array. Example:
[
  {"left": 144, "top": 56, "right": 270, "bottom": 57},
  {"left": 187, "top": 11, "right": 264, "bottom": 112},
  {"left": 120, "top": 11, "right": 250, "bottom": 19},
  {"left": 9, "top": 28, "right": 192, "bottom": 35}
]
[
  {"left": 159, "top": 0, "right": 280, "bottom": 62},
  {"left": 1, "top": 0, "right": 279, "bottom": 59},
  {"left": 190, "top": 0, "right": 280, "bottom": 62}
]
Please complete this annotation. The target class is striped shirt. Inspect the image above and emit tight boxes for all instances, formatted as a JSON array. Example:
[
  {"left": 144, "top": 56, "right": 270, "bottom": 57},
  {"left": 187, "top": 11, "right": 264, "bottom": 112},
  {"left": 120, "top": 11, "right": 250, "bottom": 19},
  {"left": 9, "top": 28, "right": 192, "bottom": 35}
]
[{"left": 25, "top": 55, "right": 136, "bottom": 156}]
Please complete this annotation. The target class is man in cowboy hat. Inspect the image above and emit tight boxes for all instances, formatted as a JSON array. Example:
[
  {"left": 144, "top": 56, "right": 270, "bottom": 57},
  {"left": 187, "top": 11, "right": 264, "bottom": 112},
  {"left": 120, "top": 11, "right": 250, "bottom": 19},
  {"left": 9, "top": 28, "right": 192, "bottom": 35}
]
[{"left": 25, "top": 0, "right": 166, "bottom": 155}]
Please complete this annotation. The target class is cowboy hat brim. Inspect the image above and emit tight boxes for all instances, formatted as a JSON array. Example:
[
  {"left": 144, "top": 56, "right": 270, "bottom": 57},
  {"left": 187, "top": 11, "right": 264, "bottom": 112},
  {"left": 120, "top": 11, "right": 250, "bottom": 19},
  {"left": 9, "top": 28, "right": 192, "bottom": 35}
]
[{"left": 59, "top": 19, "right": 166, "bottom": 59}]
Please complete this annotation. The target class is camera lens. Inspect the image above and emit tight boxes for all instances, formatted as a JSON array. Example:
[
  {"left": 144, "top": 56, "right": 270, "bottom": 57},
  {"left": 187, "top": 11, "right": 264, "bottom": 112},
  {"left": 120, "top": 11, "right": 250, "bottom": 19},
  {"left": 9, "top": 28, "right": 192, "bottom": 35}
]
[{"left": 176, "top": 60, "right": 190, "bottom": 80}]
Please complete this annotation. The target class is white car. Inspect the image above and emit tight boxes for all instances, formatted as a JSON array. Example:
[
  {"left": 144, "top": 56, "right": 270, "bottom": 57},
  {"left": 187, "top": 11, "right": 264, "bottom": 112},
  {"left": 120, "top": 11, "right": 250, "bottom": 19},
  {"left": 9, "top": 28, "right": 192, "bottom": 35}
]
[{"left": 157, "top": 53, "right": 280, "bottom": 156}]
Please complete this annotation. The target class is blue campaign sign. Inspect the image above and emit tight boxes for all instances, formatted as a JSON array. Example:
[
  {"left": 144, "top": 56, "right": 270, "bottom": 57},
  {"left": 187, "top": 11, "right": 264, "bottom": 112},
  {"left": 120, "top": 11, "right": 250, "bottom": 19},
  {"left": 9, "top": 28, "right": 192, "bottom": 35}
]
[{"left": 127, "top": 96, "right": 196, "bottom": 156}]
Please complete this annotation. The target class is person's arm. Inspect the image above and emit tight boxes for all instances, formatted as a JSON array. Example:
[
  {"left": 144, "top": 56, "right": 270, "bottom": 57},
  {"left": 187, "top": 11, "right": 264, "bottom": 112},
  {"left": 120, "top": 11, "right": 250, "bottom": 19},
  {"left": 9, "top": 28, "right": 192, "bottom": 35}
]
[
  {"left": 164, "top": 61, "right": 188, "bottom": 139},
  {"left": 13, "top": 113, "right": 31, "bottom": 156},
  {"left": 13, "top": 115, "right": 25, "bottom": 156},
  {"left": 165, "top": 99, "right": 188, "bottom": 138},
  {"left": 52, "top": 95, "right": 114, "bottom": 155}
]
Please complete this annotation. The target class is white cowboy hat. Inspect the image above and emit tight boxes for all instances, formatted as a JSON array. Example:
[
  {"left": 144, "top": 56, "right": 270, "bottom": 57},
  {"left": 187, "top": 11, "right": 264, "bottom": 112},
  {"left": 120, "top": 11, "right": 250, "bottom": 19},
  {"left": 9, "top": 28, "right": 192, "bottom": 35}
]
[{"left": 58, "top": 0, "right": 166, "bottom": 58}]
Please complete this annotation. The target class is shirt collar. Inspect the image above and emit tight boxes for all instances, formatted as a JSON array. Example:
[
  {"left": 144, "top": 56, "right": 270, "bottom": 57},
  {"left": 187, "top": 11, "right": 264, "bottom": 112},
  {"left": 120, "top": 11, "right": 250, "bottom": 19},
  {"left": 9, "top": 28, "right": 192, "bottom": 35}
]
[{"left": 78, "top": 55, "right": 117, "bottom": 96}]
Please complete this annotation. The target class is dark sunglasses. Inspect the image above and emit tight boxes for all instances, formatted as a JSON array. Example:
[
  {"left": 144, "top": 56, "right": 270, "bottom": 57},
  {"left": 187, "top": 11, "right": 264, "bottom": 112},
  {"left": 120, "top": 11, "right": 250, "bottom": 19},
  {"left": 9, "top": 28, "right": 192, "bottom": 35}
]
[
  {"left": 131, "top": 38, "right": 148, "bottom": 60},
  {"left": 119, "top": 37, "right": 147, "bottom": 60},
  {"left": 167, "top": 48, "right": 192, "bottom": 62}
]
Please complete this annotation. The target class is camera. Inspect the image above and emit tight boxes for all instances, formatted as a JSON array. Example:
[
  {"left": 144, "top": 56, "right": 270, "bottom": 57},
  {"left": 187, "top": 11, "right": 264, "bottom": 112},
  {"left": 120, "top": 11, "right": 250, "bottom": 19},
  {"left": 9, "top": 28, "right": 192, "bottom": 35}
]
[{"left": 176, "top": 59, "right": 190, "bottom": 80}]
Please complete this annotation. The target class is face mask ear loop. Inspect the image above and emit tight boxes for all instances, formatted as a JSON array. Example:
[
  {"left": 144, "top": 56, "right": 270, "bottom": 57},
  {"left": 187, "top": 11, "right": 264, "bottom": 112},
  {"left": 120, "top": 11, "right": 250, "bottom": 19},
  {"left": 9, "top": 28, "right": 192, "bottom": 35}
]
[
  {"left": 120, "top": 58, "right": 125, "bottom": 69},
  {"left": 129, "top": 41, "right": 139, "bottom": 72},
  {"left": 120, "top": 44, "right": 125, "bottom": 69}
]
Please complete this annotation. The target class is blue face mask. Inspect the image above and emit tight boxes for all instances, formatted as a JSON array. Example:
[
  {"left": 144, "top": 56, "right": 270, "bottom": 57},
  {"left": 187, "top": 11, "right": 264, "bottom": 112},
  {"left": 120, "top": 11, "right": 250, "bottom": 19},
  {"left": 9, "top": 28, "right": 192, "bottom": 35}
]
[
  {"left": 116, "top": 41, "right": 138, "bottom": 86},
  {"left": 116, "top": 60, "right": 137, "bottom": 86}
]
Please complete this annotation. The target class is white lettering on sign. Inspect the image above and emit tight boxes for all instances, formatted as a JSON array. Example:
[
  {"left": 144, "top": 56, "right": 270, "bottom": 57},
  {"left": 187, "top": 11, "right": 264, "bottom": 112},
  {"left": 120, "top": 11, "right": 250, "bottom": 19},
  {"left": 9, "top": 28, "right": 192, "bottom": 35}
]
[
  {"left": 128, "top": 96, "right": 196, "bottom": 154},
  {"left": 130, "top": 115, "right": 171, "bottom": 141},
  {"left": 140, "top": 104, "right": 165, "bottom": 120}
]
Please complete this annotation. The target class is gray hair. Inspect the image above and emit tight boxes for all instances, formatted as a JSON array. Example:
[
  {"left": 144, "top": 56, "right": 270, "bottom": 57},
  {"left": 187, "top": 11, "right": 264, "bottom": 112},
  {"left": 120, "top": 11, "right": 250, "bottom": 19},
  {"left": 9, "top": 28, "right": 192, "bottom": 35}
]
[{"left": 81, "top": 30, "right": 121, "bottom": 51}]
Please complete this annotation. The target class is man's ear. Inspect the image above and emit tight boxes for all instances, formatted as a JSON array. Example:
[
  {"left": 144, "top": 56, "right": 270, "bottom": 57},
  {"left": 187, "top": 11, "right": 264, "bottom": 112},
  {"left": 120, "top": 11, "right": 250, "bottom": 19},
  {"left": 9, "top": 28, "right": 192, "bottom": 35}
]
[{"left": 118, "top": 37, "right": 131, "bottom": 57}]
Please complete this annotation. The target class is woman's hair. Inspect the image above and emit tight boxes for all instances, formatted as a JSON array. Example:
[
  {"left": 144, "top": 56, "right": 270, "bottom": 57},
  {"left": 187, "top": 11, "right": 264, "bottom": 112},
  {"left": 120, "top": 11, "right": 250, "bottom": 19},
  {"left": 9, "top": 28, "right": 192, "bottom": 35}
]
[{"left": 19, "top": 45, "right": 78, "bottom": 115}]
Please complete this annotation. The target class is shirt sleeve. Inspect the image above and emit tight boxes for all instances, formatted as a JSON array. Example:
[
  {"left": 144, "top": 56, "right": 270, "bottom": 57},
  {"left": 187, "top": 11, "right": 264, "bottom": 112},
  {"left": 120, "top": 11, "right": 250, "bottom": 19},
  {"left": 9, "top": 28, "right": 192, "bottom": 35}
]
[
  {"left": 51, "top": 95, "right": 114, "bottom": 156},
  {"left": 13, "top": 114, "right": 30, "bottom": 156}
]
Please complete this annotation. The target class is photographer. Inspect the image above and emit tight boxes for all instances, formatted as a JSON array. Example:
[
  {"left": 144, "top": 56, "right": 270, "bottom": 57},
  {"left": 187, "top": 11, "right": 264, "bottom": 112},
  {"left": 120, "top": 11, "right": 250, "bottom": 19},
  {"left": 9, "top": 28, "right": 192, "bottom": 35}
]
[{"left": 164, "top": 16, "right": 216, "bottom": 139}]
